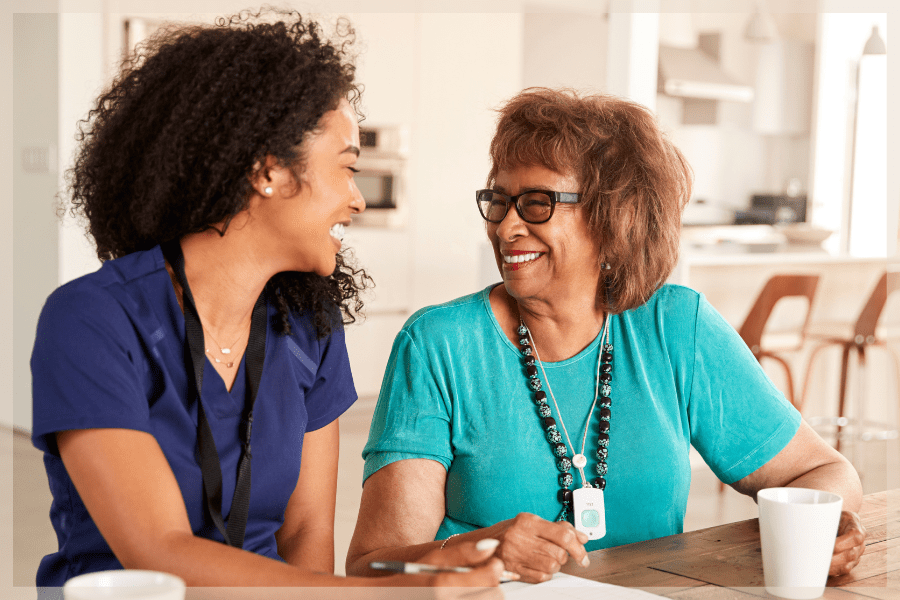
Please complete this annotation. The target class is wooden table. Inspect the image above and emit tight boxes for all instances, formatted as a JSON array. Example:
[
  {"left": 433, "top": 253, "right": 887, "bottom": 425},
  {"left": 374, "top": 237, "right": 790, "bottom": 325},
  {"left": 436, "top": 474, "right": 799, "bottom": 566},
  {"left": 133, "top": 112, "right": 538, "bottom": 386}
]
[{"left": 561, "top": 490, "right": 900, "bottom": 599}]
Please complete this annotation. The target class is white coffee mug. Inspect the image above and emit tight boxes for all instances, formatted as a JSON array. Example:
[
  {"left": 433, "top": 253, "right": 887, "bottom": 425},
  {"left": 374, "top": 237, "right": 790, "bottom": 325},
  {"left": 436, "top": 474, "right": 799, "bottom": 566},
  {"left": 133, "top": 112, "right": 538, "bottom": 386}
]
[
  {"left": 758, "top": 487, "right": 843, "bottom": 600},
  {"left": 63, "top": 569, "right": 186, "bottom": 600}
]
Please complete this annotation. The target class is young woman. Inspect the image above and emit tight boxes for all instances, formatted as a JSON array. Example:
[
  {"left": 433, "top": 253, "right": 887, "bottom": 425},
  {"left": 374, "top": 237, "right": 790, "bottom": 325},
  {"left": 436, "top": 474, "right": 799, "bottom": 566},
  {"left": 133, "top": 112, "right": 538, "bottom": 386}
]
[{"left": 31, "top": 10, "right": 502, "bottom": 593}]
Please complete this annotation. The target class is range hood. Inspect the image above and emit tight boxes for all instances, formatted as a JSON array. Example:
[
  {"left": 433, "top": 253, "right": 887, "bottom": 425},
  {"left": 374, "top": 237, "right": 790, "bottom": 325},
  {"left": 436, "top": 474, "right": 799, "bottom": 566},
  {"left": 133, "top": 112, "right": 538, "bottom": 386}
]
[{"left": 658, "top": 45, "right": 754, "bottom": 103}]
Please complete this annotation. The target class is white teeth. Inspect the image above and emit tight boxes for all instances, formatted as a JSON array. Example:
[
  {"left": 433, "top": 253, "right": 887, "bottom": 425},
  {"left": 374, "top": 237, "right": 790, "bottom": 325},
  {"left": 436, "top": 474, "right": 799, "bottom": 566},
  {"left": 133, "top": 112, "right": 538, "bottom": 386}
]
[
  {"left": 503, "top": 252, "right": 542, "bottom": 264},
  {"left": 329, "top": 223, "right": 345, "bottom": 242}
]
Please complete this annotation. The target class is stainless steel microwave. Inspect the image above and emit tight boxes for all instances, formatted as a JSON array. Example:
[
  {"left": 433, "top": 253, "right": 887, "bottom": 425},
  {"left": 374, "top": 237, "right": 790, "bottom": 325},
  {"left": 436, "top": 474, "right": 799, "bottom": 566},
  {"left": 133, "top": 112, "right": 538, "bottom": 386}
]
[{"left": 354, "top": 126, "right": 408, "bottom": 228}]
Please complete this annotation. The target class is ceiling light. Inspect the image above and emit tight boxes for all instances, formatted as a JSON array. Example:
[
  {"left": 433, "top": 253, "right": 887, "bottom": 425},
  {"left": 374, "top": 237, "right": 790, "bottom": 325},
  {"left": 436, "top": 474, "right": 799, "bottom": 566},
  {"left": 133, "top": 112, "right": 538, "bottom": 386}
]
[
  {"left": 745, "top": 1, "right": 778, "bottom": 42},
  {"left": 862, "top": 25, "right": 886, "bottom": 56}
]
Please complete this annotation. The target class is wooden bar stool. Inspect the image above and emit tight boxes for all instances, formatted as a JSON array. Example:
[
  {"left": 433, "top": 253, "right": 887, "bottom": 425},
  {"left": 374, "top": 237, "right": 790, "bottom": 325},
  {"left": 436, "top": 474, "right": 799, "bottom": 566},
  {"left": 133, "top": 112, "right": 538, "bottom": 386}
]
[
  {"left": 738, "top": 274, "right": 821, "bottom": 409},
  {"left": 801, "top": 270, "right": 900, "bottom": 451}
]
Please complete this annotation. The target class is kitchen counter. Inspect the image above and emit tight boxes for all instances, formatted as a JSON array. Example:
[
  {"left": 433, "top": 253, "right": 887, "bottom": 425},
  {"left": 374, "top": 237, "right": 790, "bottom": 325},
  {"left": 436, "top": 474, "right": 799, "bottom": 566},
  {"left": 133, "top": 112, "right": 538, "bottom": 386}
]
[
  {"left": 678, "top": 224, "right": 854, "bottom": 266},
  {"left": 675, "top": 224, "right": 895, "bottom": 286},
  {"left": 679, "top": 247, "right": 890, "bottom": 266}
]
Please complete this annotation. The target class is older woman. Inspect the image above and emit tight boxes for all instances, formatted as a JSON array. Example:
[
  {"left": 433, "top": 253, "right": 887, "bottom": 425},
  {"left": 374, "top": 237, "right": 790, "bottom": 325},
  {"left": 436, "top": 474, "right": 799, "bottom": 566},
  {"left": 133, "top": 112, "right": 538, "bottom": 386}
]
[
  {"left": 346, "top": 88, "right": 866, "bottom": 583},
  {"left": 31, "top": 10, "right": 502, "bottom": 591}
]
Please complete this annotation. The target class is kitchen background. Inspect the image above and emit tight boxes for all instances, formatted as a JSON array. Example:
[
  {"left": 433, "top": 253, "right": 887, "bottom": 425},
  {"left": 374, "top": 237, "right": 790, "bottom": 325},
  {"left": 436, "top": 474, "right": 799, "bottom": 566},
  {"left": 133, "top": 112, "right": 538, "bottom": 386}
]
[{"left": 5, "top": 0, "right": 899, "bottom": 586}]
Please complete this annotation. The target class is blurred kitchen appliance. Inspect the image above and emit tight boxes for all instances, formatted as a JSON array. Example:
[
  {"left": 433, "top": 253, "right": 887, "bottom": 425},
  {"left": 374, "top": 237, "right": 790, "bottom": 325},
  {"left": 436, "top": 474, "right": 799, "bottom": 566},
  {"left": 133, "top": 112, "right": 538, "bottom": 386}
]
[
  {"left": 353, "top": 126, "right": 409, "bottom": 228},
  {"left": 658, "top": 43, "right": 754, "bottom": 103},
  {"left": 734, "top": 194, "right": 807, "bottom": 225}
]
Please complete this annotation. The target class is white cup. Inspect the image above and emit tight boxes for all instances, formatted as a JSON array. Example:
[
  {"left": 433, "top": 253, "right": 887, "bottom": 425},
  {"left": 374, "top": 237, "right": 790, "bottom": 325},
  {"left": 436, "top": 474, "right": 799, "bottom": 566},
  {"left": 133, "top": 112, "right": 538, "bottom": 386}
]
[
  {"left": 63, "top": 570, "right": 186, "bottom": 600},
  {"left": 758, "top": 487, "right": 843, "bottom": 600}
]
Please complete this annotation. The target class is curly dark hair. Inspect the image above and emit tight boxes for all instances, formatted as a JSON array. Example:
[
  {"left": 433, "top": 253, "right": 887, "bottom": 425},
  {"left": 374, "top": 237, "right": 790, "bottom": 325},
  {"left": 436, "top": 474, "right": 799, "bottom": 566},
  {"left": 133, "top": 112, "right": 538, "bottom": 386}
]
[
  {"left": 66, "top": 8, "right": 372, "bottom": 337},
  {"left": 488, "top": 88, "right": 692, "bottom": 314}
]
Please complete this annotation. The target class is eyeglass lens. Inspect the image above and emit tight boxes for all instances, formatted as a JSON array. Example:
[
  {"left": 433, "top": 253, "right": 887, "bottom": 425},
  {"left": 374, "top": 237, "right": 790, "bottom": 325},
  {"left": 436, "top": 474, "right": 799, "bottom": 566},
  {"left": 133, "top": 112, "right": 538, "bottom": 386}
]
[{"left": 478, "top": 191, "right": 553, "bottom": 223}]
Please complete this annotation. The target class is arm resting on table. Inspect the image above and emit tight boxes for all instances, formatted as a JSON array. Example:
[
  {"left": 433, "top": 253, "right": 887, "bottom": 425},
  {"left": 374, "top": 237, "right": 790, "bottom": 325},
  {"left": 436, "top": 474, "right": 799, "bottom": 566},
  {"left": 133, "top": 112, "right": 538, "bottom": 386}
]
[
  {"left": 346, "top": 458, "right": 450, "bottom": 576},
  {"left": 346, "top": 458, "right": 590, "bottom": 583},
  {"left": 730, "top": 420, "right": 861, "bottom": 510},
  {"left": 58, "top": 428, "right": 501, "bottom": 587},
  {"left": 275, "top": 419, "right": 339, "bottom": 573}
]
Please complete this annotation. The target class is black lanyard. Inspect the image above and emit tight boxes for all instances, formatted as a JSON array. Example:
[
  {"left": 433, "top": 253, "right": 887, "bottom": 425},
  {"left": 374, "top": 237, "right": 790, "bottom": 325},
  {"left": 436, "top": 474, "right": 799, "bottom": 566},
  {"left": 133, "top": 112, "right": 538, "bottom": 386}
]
[{"left": 162, "top": 241, "right": 267, "bottom": 549}]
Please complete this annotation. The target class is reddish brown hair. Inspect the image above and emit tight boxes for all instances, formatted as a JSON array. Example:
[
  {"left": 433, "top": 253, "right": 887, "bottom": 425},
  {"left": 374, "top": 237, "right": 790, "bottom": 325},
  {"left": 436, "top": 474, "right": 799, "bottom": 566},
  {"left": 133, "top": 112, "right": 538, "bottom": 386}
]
[{"left": 487, "top": 88, "right": 692, "bottom": 313}]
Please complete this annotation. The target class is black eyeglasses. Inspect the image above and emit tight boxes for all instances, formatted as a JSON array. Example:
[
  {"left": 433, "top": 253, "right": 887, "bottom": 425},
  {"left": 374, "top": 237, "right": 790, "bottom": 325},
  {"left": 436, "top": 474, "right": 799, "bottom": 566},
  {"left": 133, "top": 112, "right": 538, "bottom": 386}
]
[{"left": 476, "top": 189, "right": 581, "bottom": 224}]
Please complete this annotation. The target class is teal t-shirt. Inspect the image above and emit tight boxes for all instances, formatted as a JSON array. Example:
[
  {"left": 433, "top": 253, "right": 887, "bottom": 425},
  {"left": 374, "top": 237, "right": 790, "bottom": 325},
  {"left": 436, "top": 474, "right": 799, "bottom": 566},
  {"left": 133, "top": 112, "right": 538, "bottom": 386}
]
[{"left": 362, "top": 284, "right": 801, "bottom": 551}]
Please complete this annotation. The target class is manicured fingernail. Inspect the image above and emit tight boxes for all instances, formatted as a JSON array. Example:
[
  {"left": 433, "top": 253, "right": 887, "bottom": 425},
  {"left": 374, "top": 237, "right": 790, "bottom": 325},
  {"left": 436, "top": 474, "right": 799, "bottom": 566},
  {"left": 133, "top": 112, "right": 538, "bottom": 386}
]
[
  {"left": 476, "top": 538, "right": 500, "bottom": 552},
  {"left": 581, "top": 556, "right": 591, "bottom": 567},
  {"left": 501, "top": 570, "right": 520, "bottom": 582}
]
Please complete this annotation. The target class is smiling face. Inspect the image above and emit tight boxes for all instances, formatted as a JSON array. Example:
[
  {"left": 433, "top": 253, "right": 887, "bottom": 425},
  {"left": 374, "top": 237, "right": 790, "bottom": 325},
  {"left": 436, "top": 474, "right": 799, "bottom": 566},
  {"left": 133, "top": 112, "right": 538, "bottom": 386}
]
[
  {"left": 488, "top": 164, "right": 602, "bottom": 304},
  {"left": 255, "top": 99, "right": 365, "bottom": 276}
]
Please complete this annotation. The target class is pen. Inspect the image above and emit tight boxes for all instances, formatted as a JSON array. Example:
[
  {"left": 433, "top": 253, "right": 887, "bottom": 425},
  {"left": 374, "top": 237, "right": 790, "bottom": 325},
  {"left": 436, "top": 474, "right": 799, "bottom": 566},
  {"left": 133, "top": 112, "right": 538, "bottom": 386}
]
[
  {"left": 370, "top": 561, "right": 469, "bottom": 575},
  {"left": 369, "top": 561, "right": 520, "bottom": 582}
]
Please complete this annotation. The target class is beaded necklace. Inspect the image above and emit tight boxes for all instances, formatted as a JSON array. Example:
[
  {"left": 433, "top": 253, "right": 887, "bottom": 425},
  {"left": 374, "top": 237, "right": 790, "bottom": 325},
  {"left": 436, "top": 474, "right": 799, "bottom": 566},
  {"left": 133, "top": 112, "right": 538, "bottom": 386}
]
[{"left": 517, "top": 315, "right": 612, "bottom": 528}]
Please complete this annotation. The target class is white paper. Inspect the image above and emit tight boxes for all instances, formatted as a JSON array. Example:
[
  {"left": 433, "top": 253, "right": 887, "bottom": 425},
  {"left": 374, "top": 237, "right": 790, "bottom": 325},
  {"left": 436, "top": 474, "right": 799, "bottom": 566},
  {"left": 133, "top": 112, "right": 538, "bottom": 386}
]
[{"left": 502, "top": 572, "right": 663, "bottom": 600}]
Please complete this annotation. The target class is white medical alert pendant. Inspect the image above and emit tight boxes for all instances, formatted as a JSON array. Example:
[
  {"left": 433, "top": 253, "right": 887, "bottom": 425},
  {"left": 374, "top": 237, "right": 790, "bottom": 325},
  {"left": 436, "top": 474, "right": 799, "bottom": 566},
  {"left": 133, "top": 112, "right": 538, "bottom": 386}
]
[{"left": 573, "top": 486, "right": 606, "bottom": 539}]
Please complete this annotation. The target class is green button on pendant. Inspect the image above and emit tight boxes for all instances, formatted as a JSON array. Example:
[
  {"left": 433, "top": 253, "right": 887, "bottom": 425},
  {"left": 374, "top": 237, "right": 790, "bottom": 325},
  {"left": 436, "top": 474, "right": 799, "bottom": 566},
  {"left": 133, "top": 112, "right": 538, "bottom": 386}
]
[{"left": 581, "top": 509, "right": 600, "bottom": 528}]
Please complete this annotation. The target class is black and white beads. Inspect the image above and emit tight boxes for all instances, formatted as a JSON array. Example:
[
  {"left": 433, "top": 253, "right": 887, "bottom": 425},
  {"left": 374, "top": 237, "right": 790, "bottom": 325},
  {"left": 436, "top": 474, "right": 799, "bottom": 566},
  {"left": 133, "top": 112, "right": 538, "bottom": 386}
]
[{"left": 517, "top": 322, "right": 613, "bottom": 523}]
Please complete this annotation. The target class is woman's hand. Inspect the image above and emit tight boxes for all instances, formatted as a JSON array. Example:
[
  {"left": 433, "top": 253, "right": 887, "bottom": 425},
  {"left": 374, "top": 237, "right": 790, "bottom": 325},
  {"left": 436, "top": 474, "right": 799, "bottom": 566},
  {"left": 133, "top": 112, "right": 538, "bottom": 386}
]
[
  {"left": 829, "top": 510, "right": 866, "bottom": 577},
  {"left": 484, "top": 513, "right": 589, "bottom": 583},
  {"left": 372, "top": 540, "right": 504, "bottom": 599},
  {"left": 419, "top": 538, "right": 506, "bottom": 587}
]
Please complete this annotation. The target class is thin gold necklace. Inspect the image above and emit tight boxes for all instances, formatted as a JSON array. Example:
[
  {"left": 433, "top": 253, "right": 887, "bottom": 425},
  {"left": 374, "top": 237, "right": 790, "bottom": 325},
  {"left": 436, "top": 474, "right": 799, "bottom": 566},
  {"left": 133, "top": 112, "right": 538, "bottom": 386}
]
[
  {"left": 203, "top": 326, "right": 247, "bottom": 369},
  {"left": 167, "top": 263, "right": 252, "bottom": 369}
]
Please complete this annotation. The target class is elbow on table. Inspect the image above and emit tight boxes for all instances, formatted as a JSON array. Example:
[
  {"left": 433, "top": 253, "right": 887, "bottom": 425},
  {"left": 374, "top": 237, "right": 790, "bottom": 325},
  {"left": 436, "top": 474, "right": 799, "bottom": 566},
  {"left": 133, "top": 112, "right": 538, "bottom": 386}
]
[
  {"left": 112, "top": 529, "right": 197, "bottom": 574},
  {"left": 345, "top": 549, "right": 380, "bottom": 578}
]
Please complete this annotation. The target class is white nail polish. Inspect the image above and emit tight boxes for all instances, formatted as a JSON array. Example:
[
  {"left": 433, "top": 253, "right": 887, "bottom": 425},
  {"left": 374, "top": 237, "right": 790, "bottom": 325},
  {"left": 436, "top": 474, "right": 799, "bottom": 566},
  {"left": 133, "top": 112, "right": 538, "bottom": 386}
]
[{"left": 476, "top": 538, "right": 500, "bottom": 552}]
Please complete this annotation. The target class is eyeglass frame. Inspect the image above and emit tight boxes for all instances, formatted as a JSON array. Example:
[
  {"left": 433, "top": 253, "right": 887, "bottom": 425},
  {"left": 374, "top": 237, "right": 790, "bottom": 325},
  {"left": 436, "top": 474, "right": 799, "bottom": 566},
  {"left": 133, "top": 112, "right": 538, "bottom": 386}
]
[{"left": 475, "top": 188, "right": 582, "bottom": 224}]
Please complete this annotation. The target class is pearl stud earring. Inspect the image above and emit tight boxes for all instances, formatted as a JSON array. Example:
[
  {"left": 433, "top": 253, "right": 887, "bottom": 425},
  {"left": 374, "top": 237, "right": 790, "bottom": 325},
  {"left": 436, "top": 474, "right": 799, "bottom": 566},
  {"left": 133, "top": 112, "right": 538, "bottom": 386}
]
[{"left": 264, "top": 186, "right": 273, "bottom": 195}]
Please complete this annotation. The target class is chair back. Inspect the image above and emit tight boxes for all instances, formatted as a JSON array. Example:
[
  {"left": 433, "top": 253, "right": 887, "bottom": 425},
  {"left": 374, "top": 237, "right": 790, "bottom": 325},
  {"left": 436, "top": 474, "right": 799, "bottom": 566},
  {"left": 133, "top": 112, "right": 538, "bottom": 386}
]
[
  {"left": 854, "top": 270, "right": 900, "bottom": 342},
  {"left": 738, "top": 274, "right": 820, "bottom": 355}
]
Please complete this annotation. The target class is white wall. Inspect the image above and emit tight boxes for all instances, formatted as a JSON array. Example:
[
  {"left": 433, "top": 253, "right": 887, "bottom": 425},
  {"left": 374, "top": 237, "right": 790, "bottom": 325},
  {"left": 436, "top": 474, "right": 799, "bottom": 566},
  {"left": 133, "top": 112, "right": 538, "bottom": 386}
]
[
  {"left": 522, "top": 10, "right": 607, "bottom": 92},
  {"left": 10, "top": 14, "right": 60, "bottom": 432},
  {"left": 8, "top": 7, "right": 107, "bottom": 432},
  {"left": 1, "top": 16, "right": 11, "bottom": 433},
  {"left": 606, "top": 4, "right": 659, "bottom": 111},
  {"left": 58, "top": 10, "right": 104, "bottom": 287}
]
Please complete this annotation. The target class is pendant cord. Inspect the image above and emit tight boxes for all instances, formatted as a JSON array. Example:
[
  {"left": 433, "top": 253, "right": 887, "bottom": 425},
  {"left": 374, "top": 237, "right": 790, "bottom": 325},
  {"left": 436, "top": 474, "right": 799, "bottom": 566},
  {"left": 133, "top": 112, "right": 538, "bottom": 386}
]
[
  {"left": 526, "top": 314, "right": 608, "bottom": 489},
  {"left": 579, "top": 316, "right": 610, "bottom": 465}
]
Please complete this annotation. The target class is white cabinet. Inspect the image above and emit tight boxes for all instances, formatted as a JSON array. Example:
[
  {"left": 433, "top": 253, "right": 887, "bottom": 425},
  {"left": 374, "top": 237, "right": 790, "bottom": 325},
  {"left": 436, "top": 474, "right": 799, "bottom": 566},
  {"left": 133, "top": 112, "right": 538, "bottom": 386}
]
[
  {"left": 342, "top": 228, "right": 412, "bottom": 315},
  {"left": 342, "top": 228, "right": 413, "bottom": 399},
  {"left": 753, "top": 40, "right": 815, "bottom": 135}
]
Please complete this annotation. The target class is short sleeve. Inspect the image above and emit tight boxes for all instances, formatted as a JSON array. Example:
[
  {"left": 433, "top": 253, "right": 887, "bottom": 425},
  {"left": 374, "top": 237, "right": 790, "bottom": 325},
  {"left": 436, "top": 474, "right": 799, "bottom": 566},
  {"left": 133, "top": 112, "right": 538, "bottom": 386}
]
[
  {"left": 303, "top": 325, "right": 358, "bottom": 432},
  {"left": 688, "top": 295, "right": 802, "bottom": 484},
  {"left": 31, "top": 283, "right": 151, "bottom": 455},
  {"left": 362, "top": 329, "right": 453, "bottom": 483}
]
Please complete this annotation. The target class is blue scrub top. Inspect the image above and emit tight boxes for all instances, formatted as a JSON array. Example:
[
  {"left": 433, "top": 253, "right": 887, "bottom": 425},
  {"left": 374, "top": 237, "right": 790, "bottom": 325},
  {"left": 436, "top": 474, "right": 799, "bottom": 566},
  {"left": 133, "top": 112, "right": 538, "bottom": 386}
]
[
  {"left": 31, "top": 245, "right": 357, "bottom": 587},
  {"left": 363, "top": 284, "right": 801, "bottom": 551}
]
